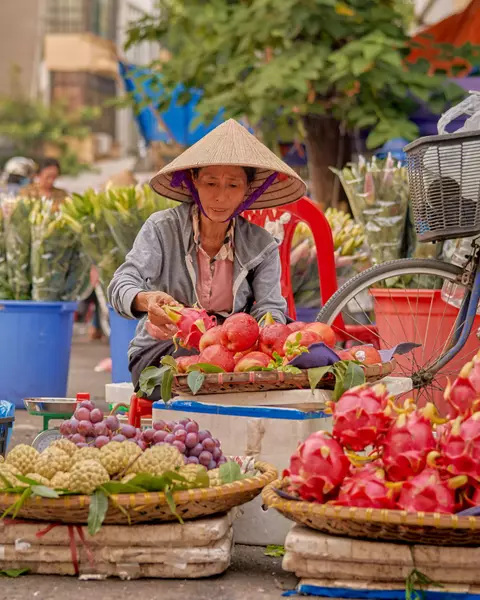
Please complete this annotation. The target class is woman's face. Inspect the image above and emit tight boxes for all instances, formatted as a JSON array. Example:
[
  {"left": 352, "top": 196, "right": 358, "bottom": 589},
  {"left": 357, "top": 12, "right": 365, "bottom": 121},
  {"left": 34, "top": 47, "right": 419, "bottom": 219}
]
[
  {"left": 37, "top": 165, "right": 59, "bottom": 191},
  {"left": 194, "top": 165, "right": 249, "bottom": 222}
]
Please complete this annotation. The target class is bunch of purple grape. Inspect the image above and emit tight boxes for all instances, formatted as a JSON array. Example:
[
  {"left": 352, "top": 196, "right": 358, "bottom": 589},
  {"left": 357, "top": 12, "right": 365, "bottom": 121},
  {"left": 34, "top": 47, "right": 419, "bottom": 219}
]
[
  {"left": 59, "top": 401, "right": 226, "bottom": 470},
  {"left": 148, "top": 419, "right": 227, "bottom": 470}
]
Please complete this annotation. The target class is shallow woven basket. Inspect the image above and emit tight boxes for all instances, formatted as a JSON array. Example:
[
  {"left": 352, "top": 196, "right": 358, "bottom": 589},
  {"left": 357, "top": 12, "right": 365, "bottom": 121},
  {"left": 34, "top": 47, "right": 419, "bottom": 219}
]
[
  {"left": 262, "top": 479, "right": 480, "bottom": 546},
  {"left": 173, "top": 361, "right": 395, "bottom": 396},
  {"left": 0, "top": 462, "right": 277, "bottom": 525}
]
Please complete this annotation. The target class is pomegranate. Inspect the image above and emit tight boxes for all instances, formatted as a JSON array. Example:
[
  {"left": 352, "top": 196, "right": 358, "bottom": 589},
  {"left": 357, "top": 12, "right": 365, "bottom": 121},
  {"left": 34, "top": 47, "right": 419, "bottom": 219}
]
[
  {"left": 444, "top": 362, "right": 480, "bottom": 418},
  {"left": 349, "top": 345, "right": 382, "bottom": 366},
  {"left": 304, "top": 323, "right": 336, "bottom": 348},
  {"left": 336, "top": 349, "right": 354, "bottom": 361},
  {"left": 199, "top": 325, "right": 225, "bottom": 352},
  {"left": 380, "top": 408, "right": 436, "bottom": 482},
  {"left": 284, "top": 431, "right": 350, "bottom": 503},
  {"left": 335, "top": 463, "right": 396, "bottom": 509},
  {"left": 234, "top": 351, "right": 271, "bottom": 372},
  {"left": 287, "top": 321, "right": 306, "bottom": 333},
  {"left": 397, "top": 468, "right": 466, "bottom": 514},
  {"left": 176, "top": 355, "right": 200, "bottom": 373},
  {"left": 163, "top": 305, "right": 216, "bottom": 350},
  {"left": 221, "top": 313, "right": 259, "bottom": 352},
  {"left": 331, "top": 384, "right": 393, "bottom": 451},
  {"left": 437, "top": 412, "right": 480, "bottom": 482},
  {"left": 283, "top": 330, "right": 320, "bottom": 361},
  {"left": 258, "top": 323, "right": 290, "bottom": 357},
  {"left": 198, "top": 344, "right": 235, "bottom": 372}
]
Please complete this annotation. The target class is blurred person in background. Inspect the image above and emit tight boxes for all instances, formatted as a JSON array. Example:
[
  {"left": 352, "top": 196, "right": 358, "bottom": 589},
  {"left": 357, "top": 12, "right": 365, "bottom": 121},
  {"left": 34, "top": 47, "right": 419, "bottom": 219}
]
[
  {"left": 0, "top": 157, "right": 36, "bottom": 197},
  {"left": 19, "top": 158, "right": 68, "bottom": 206}
]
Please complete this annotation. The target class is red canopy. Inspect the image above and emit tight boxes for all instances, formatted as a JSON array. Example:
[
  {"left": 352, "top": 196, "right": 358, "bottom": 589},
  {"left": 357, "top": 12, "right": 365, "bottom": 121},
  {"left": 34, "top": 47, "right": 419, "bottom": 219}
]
[{"left": 408, "top": 0, "right": 480, "bottom": 74}]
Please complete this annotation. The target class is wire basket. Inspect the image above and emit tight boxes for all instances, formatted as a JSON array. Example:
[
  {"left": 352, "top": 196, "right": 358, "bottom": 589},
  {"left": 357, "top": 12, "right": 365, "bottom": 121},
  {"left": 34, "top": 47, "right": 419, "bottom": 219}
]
[
  {"left": 0, "top": 417, "right": 14, "bottom": 457},
  {"left": 405, "top": 130, "right": 480, "bottom": 243}
]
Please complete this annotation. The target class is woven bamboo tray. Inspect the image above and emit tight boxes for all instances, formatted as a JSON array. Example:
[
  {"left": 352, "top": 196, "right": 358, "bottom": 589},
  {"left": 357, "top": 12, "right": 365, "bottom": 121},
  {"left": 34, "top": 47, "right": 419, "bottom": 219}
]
[
  {"left": 0, "top": 462, "right": 277, "bottom": 526},
  {"left": 173, "top": 361, "right": 395, "bottom": 396},
  {"left": 262, "top": 479, "right": 480, "bottom": 546}
]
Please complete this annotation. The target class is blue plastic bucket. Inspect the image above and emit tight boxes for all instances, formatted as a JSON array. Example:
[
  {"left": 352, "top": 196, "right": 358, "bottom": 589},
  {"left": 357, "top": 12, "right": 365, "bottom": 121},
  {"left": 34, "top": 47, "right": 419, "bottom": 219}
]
[
  {"left": 0, "top": 301, "right": 77, "bottom": 408},
  {"left": 109, "top": 307, "right": 139, "bottom": 384}
]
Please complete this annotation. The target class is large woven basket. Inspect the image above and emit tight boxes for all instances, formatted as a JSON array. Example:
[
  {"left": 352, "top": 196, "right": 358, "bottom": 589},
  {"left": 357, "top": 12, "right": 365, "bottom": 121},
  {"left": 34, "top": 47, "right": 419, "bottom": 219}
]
[
  {"left": 173, "top": 361, "right": 395, "bottom": 396},
  {"left": 262, "top": 480, "right": 480, "bottom": 546},
  {"left": 0, "top": 462, "right": 277, "bottom": 525}
]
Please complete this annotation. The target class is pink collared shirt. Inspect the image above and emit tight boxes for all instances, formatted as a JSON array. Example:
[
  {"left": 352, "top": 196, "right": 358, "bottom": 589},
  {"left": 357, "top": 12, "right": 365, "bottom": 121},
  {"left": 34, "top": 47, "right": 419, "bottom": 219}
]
[{"left": 192, "top": 206, "right": 234, "bottom": 313}]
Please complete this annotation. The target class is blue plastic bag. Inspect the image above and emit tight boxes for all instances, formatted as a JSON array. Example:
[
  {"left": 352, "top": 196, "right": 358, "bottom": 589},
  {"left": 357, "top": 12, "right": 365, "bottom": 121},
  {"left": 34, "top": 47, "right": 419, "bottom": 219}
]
[{"left": 0, "top": 400, "right": 15, "bottom": 453}]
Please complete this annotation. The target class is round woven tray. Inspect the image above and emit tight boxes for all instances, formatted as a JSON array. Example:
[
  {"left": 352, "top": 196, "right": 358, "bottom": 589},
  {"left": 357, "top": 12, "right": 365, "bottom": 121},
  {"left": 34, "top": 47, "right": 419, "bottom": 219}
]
[
  {"left": 262, "top": 479, "right": 480, "bottom": 546},
  {"left": 0, "top": 462, "right": 277, "bottom": 525},
  {"left": 173, "top": 360, "right": 395, "bottom": 396}
]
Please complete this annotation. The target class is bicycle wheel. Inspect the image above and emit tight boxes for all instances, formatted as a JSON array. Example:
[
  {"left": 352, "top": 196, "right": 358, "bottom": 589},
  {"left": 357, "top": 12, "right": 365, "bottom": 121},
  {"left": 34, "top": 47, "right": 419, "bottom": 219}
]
[{"left": 317, "top": 258, "right": 478, "bottom": 410}]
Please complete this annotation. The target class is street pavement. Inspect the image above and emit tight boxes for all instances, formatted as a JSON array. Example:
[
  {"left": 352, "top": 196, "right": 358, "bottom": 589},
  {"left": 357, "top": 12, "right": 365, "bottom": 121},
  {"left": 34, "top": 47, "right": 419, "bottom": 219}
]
[{"left": 4, "top": 330, "right": 299, "bottom": 600}]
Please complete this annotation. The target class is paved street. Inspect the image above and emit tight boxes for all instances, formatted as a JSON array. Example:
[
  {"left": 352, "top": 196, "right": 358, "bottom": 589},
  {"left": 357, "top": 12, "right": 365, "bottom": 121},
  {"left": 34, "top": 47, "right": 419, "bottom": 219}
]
[{"left": 4, "top": 331, "right": 298, "bottom": 600}]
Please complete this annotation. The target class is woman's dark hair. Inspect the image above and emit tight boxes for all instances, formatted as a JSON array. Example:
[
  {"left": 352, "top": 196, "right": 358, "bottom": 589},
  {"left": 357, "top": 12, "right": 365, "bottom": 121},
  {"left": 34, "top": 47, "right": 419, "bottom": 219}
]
[
  {"left": 7, "top": 173, "right": 25, "bottom": 185},
  {"left": 192, "top": 166, "right": 256, "bottom": 185},
  {"left": 37, "top": 157, "right": 61, "bottom": 175}
]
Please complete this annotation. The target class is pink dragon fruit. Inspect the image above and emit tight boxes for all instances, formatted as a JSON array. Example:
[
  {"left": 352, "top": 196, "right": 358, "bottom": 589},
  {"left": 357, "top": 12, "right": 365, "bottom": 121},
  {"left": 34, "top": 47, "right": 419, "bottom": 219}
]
[
  {"left": 396, "top": 468, "right": 466, "bottom": 514},
  {"left": 380, "top": 406, "right": 437, "bottom": 482},
  {"left": 162, "top": 305, "right": 216, "bottom": 350},
  {"left": 444, "top": 360, "right": 480, "bottom": 418},
  {"left": 437, "top": 412, "right": 480, "bottom": 482},
  {"left": 335, "top": 463, "right": 396, "bottom": 509},
  {"left": 284, "top": 431, "right": 350, "bottom": 503},
  {"left": 331, "top": 384, "right": 394, "bottom": 451}
]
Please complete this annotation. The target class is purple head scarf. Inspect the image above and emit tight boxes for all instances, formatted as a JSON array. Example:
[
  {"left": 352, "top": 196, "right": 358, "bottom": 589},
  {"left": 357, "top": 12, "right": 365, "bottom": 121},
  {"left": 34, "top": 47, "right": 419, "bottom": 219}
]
[{"left": 170, "top": 169, "right": 280, "bottom": 221}]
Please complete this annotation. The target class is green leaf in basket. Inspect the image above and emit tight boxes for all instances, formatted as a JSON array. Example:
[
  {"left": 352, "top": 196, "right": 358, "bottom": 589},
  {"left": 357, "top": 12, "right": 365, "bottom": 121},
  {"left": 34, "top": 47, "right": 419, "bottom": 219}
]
[
  {"left": 138, "top": 365, "right": 168, "bottom": 398},
  {"left": 164, "top": 485, "right": 184, "bottom": 524},
  {"left": 187, "top": 370, "right": 206, "bottom": 395},
  {"left": 1, "top": 487, "right": 33, "bottom": 520},
  {"left": 161, "top": 368, "right": 174, "bottom": 402},
  {"left": 307, "top": 366, "right": 333, "bottom": 393},
  {"left": 343, "top": 360, "right": 365, "bottom": 391},
  {"left": 187, "top": 363, "right": 225, "bottom": 373},
  {"left": 160, "top": 355, "right": 178, "bottom": 370},
  {"left": 125, "top": 472, "right": 186, "bottom": 492},
  {"left": 332, "top": 361, "right": 349, "bottom": 401},
  {"left": 88, "top": 489, "right": 109, "bottom": 536},
  {"left": 0, "top": 568, "right": 30, "bottom": 577},
  {"left": 99, "top": 481, "right": 146, "bottom": 494},
  {"left": 31, "top": 485, "right": 60, "bottom": 499},
  {"left": 219, "top": 461, "right": 249, "bottom": 484}
]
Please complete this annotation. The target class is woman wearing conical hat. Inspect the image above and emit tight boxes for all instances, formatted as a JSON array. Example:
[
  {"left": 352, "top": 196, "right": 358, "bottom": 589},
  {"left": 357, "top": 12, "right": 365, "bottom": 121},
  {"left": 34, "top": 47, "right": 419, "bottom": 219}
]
[{"left": 108, "top": 120, "right": 306, "bottom": 395}]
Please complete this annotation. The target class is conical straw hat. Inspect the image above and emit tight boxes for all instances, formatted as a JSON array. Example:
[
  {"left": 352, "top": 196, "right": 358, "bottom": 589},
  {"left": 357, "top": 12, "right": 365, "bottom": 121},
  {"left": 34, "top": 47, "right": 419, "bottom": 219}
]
[{"left": 150, "top": 119, "right": 307, "bottom": 210}]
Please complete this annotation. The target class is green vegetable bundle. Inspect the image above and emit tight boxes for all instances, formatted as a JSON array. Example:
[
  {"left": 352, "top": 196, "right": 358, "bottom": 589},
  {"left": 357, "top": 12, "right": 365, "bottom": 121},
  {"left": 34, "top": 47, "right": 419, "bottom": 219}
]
[
  {"left": 4, "top": 198, "right": 35, "bottom": 300},
  {"left": 62, "top": 185, "right": 178, "bottom": 293},
  {"left": 0, "top": 204, "right": 11, "bottom": 298}
]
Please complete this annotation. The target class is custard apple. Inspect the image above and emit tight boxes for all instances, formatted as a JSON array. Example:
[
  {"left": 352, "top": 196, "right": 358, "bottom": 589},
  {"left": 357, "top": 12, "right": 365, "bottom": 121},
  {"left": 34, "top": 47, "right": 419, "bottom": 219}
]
[
  {"left": 6, "top": 445, "right": 39, "bottom": 475},
  {"left": 0, "top": 464, "right": 21, "bottom": 488},
  {"left": 18, "top": 473, "right": 51, "bottom": 487},
  {"left": 69, "top": 460, "right": 110, "bottom": 495},
  {"left": 99, "top": 441, "right": 142, "bottom": 476},
  {"left": 72, "top": 446, "right": 101, "bottom": 464},
  {"left": 208, "top": 468, "right": 222, "bottom": 487},
  {"left": 34, "top": 448, "right": 71, "bottom": 480},
  {"left": 178, "top": 464, "right": 209, "bottom": 489},
  {"left": 50, "top": 439, "right": 77, "bottom": 456},
  {"left": 132, "top": 445, "right": 184, "bottom": 476},
  {"left": 0, "top": 455, "right": 4, "bottom": 463},
  {"left": 50, "top": 471, "right": 72, "bottom": 490}
]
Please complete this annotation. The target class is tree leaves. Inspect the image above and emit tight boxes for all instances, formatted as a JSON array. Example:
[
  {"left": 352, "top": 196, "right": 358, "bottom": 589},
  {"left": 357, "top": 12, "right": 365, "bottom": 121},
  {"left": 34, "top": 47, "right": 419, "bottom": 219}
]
[
  {"left": 88, "top": 489, "right": 109, "bottom": 536},
  {"left": 219, "top": 461, "right": 250, "bottom": 484},
  {"left": 138, "top": 365, "right": 168, "bottom": 398},
  {"left": 0, "top": 568, "right": 30, "bottom": 577},
  {"left": 306, "top": 360, "right": 365, "bottom": 399},
  {"left": 187, "top": 370, "right": 206, "bottom": 395}
]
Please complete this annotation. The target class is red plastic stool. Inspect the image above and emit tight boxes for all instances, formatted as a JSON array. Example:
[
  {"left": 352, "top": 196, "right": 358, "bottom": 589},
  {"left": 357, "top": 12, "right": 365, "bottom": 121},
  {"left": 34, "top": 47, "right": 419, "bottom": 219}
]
[{"left": 128, "top": 394, "right": 152, "bottom": 428}]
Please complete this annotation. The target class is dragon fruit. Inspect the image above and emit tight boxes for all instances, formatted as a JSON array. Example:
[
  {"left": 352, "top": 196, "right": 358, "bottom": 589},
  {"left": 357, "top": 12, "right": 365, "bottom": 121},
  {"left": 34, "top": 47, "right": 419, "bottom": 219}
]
[
  {"left": 331, "top": 384, "right": 393, "bottom": 451},
  {"left": 335, "top": 463, "right": 396, "bottom": 509},
  {"left": 380, "top": 406, "right": 437, "bottom": 482},
  {"left": 444, "top": 361, "right": 480, "bottom": 418},
  {"left": 437, "top": 412, "right": 480, "bottom": 482},
  {"left": 162, "top": 305, "right": 216, "bottom": 350},
  {"left": 396, "top": 468, "right": 466, "bottom": 514},
  {"left": 285, "top": 431, "right": 350, "bottom": 503}
]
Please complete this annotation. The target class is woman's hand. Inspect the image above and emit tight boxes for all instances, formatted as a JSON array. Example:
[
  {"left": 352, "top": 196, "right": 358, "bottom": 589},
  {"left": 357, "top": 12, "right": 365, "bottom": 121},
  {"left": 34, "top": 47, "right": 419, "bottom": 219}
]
[{"left": 133, "top": 291, "right": 179, "bottom": 341}]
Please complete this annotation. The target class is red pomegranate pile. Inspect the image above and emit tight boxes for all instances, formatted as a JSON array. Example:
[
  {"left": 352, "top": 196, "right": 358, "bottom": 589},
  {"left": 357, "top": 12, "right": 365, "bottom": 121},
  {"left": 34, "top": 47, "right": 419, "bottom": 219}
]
[
  {"left": 283, "top": 352, "right": 480, "bottom": 514},
  {"left": 155, "top": 307, "right": 380, "bottom": 373}
]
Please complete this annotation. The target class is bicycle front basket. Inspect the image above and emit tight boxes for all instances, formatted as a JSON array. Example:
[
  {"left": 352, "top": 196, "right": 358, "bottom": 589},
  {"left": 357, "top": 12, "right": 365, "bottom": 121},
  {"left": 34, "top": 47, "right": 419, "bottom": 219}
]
[{"left": 405, "top": 130, "right": 480, "bottom": 243}]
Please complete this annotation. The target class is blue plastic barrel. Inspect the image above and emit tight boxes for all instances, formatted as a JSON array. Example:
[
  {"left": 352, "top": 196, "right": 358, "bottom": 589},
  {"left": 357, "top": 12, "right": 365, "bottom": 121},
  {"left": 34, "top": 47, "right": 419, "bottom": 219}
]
[
  {"left": 0, "top": 301, "right": 77, "bottom": 408},
  {"left": 109, "top": 307, "right": 139, "bottom": 384}
]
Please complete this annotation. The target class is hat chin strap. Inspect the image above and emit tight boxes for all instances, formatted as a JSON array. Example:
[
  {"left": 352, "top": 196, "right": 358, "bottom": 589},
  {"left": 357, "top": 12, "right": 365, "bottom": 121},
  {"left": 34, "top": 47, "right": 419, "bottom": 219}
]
[{"left": 170, "top": 170, "right": 279, "bottom": 222}]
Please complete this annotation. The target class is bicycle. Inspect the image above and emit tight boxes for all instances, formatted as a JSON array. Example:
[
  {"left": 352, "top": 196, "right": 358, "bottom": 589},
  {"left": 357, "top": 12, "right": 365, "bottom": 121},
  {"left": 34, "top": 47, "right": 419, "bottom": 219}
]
[{"left": 317, "top": 128, "right": 480, "bottom": 407}]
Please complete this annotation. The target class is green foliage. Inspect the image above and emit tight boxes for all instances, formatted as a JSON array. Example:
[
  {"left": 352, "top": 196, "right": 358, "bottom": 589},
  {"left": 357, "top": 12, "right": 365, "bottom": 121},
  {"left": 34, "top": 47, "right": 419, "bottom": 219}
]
[
  {"left": 0, "top": 95, "right": 99, "bottom": 175},
  {"left": 125, "top": 0, "right": 480, "bottom": 149}
]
